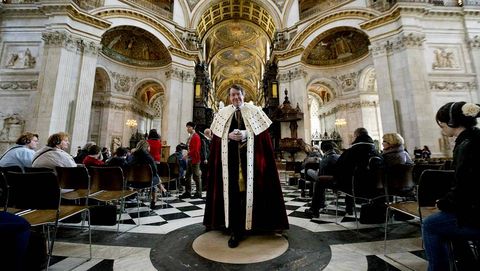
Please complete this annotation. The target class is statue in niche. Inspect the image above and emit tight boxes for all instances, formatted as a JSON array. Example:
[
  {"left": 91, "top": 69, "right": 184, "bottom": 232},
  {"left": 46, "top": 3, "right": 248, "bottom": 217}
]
[
  {"left": 23, "top": 48, "right": 36, "bottom": 68},
  {"left": 433, "top": 49, "right": 457, "bottom": 69},
  {"left": 0, "top": 114, "right": 24, "bottom": 141},
  {"left": 111, "top": 136, "right": 122, "bottom": 151}
]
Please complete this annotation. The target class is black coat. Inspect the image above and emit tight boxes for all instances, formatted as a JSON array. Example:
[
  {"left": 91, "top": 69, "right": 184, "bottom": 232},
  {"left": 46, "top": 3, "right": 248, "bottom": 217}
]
[
  {"left": 437, "top": 127, "right": 480, "bottom": 227},
  {"left": 334, "top": 134, "right": 382, "bottom": 197}
]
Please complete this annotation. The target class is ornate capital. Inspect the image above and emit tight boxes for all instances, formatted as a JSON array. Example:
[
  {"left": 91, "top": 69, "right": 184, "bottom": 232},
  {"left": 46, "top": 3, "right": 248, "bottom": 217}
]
[
  {"left": 468, "top": 35, "right": 480, "bottom": 49},
  {"left": 42, "top": 31, "right": 100, "bottom": 55},
  {"left": 110, "top": 72, "right": 138, "bottom": 93},
  {"left": 0, "top": 80, "right": 38, "bottom": 91},
  {"left": 370, "top": 33, "right": 425, "bottom": 57},
  {"left": 401, "top": 33, "right": 425, "bottom": 49},
  {"left": 278, "top": 67, "right": 307, "bottom": 82},
  {"left": 165, "top": 68, "right": 194, "bottom": 82}
]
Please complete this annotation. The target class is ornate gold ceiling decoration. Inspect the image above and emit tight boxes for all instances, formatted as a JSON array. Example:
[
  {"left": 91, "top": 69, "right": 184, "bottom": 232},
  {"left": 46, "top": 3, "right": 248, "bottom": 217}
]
[
  {"left": 101, "top": 26, "right": 171, "bottom": 67},
  {"left": 196, "top": 0, "right": 276, "bottom": 41},
  {"left": 205, "top": 19, "right": 268, "bottom": 105},
  {"left": 302, "top": 27, "right": 370, "bottom": 66}
]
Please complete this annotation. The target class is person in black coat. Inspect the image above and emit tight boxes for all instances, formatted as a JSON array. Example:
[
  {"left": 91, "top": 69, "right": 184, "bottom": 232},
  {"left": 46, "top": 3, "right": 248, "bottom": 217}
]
[
  {"left": 334, "top": 127, "right": 382, "bottom": 214},
  {"left": 422, "top": 101, "right": 480, "bottom": 271}
]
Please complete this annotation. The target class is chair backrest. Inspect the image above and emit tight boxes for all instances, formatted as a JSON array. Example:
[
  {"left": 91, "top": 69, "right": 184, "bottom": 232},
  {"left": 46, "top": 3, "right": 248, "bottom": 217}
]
[
  {"left": 24, "top": 167, "right": 55, "bottom": 173},
  {"left": 352, "top": 156, "right": 385, "bottom": 196},
  {"left": 384, "top": 163, "right": 414, "bottom": 195},
  {"left": 5, "top": 171, "right": 60, "bottom": 209},
  {"left": 157, "top": 162, "right": 170, "bottom": 179},
  {"left": 0, "top": 172, "right": 8, "bottom": 210},
  {"left": 412, "top": 163, "right": 443, "bottom": 185},
  {"left": 124, "top": 164, "right": 153, "bottom": 184},
  {"left": 168, "top": 162, "right": 180, "bottom": 178},
  {"left": 55, "top": 166, "right": 90, "bottom": 190},
  {"left": 417, "top": 169, "right": 455, "bottom": 207},
  {"left": 89, "top": 166, "right": 125, "bottom": 192},
  {"left": 0, "top": 166, "right": 23, "bottom": 173}
]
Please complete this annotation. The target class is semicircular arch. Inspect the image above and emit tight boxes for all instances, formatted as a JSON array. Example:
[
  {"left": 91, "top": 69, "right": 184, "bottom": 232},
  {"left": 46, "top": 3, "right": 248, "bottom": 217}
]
[
  {"left": 93, "top": 7, "right": 184, "bottom": 49},
  {"left": 288, "top": 8, "right": 378, "bottom": 50},
  {"left": 93, "top": 66, "right": 111, "bottom": 93}
]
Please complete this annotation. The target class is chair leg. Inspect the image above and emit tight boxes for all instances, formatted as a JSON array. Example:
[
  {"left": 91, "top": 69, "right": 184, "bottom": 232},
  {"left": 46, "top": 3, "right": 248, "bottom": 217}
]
[{"left": 384, "top": 206, "right": 391, "bottom": 254}]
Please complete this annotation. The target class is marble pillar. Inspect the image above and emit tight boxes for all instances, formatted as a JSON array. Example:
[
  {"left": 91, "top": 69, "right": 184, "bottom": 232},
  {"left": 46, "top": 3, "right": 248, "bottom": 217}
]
[
  {"left": 163, "top": 66, "right": 194, "bottom": 154},
  {"left": 34, "top": 31, "right": 100, "bottom": 154}
]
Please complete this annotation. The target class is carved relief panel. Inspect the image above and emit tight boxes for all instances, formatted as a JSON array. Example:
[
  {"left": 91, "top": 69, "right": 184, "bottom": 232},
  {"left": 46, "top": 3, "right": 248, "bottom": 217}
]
[
  {"left": 427, "top": 45, "right": 463, "bottom": 72},
  {"left": 1, "top": 43, "right": 39, "bottom": 70}
]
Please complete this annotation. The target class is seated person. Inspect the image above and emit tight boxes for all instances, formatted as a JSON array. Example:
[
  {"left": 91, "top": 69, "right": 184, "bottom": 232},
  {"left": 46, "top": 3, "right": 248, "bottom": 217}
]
[
  {"left": 74, "top": 141, "right": 96, "bottom": 164},
  {"left": 381, "top": 133, "right": 413, "bottom": 167},
  {"left": 82, "top": 145, "right": 105, "bottom": 167},
  {"left": 0, "top": 132, "right": 39, "bottom": 170},
  {"left": 32, "top": 132, "right": 77, "bottom": 169},
  {"left": 128, "top": 140, "right": 165, "bottom": 205},
  {"left": 305, "top": 141, "right": 340, "bottom": 218},
  {"left": 105, "top": 147, "right": 129, "bottom": 168},
  {"left": 334, "top": 128, "right": 382, "bottom": 215},
  {"left": 300, "top": 145, "right": 322, "bottom": 176}
]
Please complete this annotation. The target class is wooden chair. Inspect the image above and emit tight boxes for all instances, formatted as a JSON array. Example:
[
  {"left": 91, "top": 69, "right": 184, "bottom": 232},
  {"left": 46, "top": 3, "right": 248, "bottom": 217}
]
[
  {"left": 125, "top": 164, "right": 155, "bottom": 216},
  {"left": 55, "top": 166, "right": 90, "bottom": 203},
  {"left": 0, "top": 167, "right": 23, "bottom": 210},
  {"left": 383, "top": 163, "right": 415, "bottom": 199},
  {"left": 5, "top": 171, "right": 91, "bottom": 270},
  {"left": 168, "top": 161, "right": 180, "bottom": 192},
  {"left": 298, "top": 162, "right": 319, "bottom": 198},
  {"left": 24, "top": 166, "right": 55, "bottom": 173},
  {"left": 335, "top": 156, "right": 385, "bottom": 229},
  {"left": 384, "top": 169, "right": 455, "bottom": 253},
  {"left": 88, "top": 166, "right": 137, "bottom": 233}
]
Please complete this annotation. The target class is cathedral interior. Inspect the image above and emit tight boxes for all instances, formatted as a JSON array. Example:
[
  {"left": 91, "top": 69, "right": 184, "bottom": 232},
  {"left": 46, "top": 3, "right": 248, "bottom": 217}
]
[{"left": 1, "top": 0, "right": 480, "bottom": 270}]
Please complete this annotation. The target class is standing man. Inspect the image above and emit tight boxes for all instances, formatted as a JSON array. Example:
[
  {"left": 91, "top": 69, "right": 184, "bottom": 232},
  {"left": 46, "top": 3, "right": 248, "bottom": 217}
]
[
  {"left": 204, "top": 84, "right": 289, "bottom": 248},
  {"left": 179, "top": 122, "right": 202, "bottom": 199},
  {"left": 0, "top": 132, "right": 39, "bottom": 170}
]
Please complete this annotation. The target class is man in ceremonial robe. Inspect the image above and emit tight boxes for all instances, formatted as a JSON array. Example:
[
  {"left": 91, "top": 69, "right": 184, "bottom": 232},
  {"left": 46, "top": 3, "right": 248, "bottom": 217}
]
[{"left": 203, "top": 84, "right": 289, "bottom": 248}]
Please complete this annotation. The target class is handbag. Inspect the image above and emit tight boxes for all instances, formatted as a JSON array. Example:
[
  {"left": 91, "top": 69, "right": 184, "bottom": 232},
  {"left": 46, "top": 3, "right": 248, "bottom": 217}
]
[{"left": 359, "top": 201, "right": 387, "bottom": 224}]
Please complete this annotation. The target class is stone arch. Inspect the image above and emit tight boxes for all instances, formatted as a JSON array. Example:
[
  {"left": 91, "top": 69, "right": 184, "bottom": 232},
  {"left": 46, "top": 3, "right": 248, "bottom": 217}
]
[
  {"left": 132, "top": 79, "right": 166, "bottom": 105},
  {"left": 302, "top": 26, "right": 370, "bottom": 66},
  {"left": 288, "top": 8, "right": 378, "bottom": 50},
  {"left": 358, "top": 65, "right": 377, "bottom": 93},
  {"left": 93, "top": 7, "right": 184, "bottom": 49},
  {"left": 93, "top": 66, "right": 111, "bottom": 93}
]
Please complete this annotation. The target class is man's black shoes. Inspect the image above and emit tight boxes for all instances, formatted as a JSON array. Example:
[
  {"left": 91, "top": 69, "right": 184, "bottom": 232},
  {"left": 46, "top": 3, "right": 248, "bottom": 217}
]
[
  {"left": 192, "top": 192, "right": 202, "bottom": 199},
  {"left": 228, "top": 234, "right": 240, "bottom": 248}
]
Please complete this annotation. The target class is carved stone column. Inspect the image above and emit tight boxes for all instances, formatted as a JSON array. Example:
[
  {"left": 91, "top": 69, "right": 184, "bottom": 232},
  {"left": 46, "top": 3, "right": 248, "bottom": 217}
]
[
  {"left": 164, "top": 64, "right": 195, "bottom": 147},
  {"left": 468, "top": 35, "right": 480, "bottom": 100},
  {"left": 370, "top": 33, "right": 433, "bottom": 150},
  {"left": 33, "top": 30, "right": 100, "bottom": 154}
]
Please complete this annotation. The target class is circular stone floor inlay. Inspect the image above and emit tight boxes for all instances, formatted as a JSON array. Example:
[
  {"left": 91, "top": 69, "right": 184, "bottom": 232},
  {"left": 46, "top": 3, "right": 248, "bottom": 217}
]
[{"left": 192, "top": 231, "right": 289, "bottom": 264}]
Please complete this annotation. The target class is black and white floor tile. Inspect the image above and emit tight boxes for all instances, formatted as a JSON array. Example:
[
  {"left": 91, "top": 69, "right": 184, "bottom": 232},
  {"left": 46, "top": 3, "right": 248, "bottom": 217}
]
[{"left": 51, "top": 171, "right": 427, "bottom": 270}]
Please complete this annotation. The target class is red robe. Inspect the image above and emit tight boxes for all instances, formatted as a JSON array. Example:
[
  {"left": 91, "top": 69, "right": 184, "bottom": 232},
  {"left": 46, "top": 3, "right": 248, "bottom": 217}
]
[{"left": 203, "top": 130, "right": 289, "bottom": 232}]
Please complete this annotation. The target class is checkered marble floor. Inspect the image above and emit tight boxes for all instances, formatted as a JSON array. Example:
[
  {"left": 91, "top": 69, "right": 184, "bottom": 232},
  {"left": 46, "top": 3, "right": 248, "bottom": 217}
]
[{"left": 50, "top": 171, "right": 428, "bottom": 270}]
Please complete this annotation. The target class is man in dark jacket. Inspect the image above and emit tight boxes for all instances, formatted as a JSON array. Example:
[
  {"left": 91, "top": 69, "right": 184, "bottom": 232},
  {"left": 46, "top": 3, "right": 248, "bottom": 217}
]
[{"left": 334, "top": 128, "right": 382, "bottom": 214}]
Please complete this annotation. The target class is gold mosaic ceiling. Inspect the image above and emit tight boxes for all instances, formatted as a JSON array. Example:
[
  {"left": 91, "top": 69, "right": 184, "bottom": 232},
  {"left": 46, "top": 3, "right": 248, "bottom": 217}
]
[
  {"left": 198, "top": 0, "right": 275, "bottom": 103},
  {"left": 206, "top": 21, "right": 269, "bottom": 103}
]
